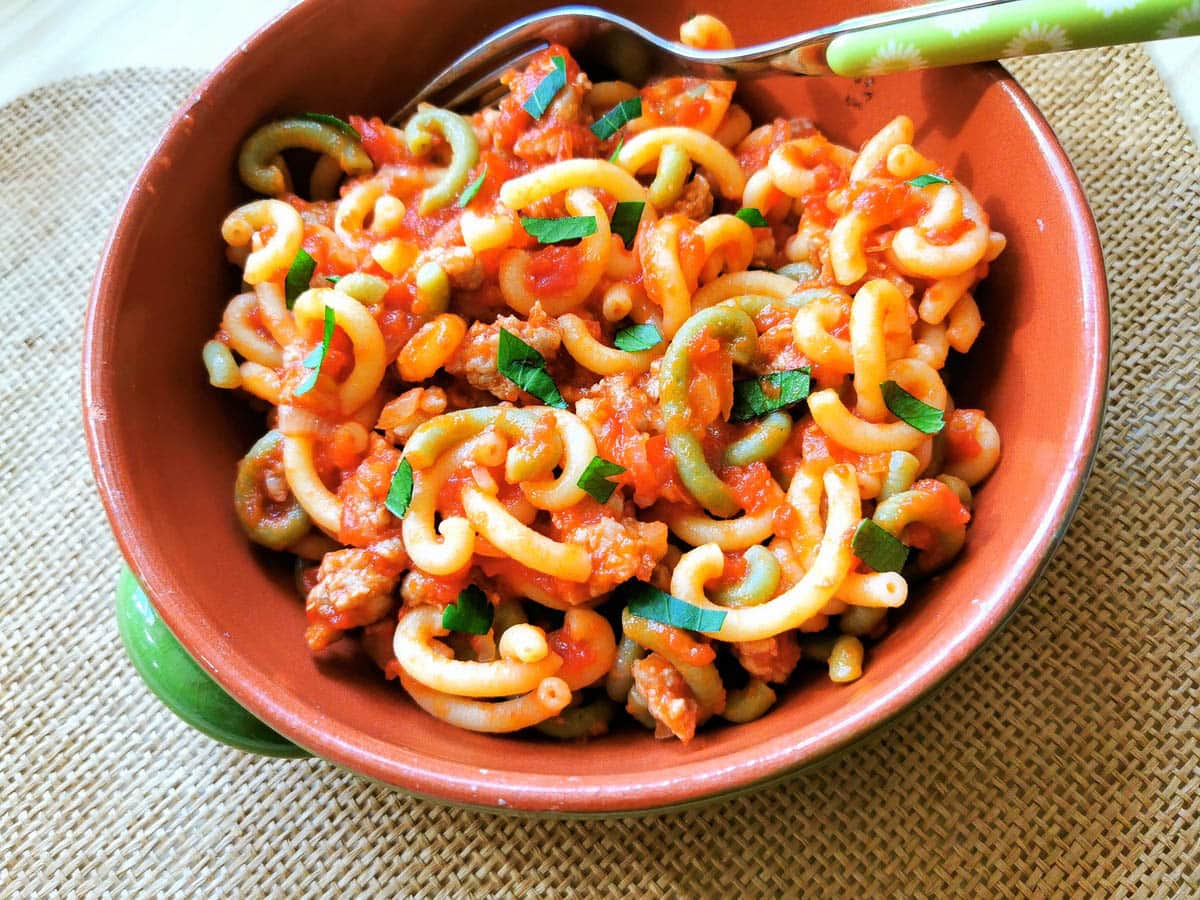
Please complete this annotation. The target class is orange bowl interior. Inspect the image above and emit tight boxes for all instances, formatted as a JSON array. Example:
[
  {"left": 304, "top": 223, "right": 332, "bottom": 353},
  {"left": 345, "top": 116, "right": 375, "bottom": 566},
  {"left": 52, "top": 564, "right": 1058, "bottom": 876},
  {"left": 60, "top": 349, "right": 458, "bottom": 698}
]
[{"left": 84, "top": 0, "right": 1107, "bottom": 813}]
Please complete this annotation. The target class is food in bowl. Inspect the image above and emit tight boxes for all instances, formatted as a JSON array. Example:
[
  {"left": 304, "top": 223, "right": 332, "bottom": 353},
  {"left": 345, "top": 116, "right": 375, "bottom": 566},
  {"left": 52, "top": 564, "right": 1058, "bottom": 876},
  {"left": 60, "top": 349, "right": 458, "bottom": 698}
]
[{"left": 204, "top": 13, "right": 1004, "bottom": 743}]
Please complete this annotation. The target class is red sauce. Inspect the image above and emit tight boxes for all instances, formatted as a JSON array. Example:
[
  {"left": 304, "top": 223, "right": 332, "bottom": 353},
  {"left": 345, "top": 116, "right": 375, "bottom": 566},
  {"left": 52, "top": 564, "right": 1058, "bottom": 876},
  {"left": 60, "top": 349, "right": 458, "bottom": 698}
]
[
  {"left": 396, "top": 199, "right": 461, "bottom": 247},
  {"left": 525, "top": 244, "right": 586, "bottom": 294},
  {"left": 464, "top": 150, "right": 529, "bottom": 210},
  {"left": 684, "top": 330, "right": 732, "bottom": 428},
  {"left": 723, "top": 462, "right": 785, "bottom": 515},
  {"left": 640, "top": 78, "right": 715, "bottom": 129},
  {"left": 849, "top": 180, "right": 919, "bottom": 223},
  {"left": 945, "top": 409, "right": 985, "bottom": 461},
  {"left": 647, "top": 619, "right": 716, "bottom": 666},
  {"left": 411, "top": 567, "right": 473, "bottom": 605},
  {"left": 904, "top": 522, "right": 938, "bottom": 551},
  {"left": 436, "top": 469, "right": 475, "bottom": 517},
  {"left": 925, "top": 218, "right": 976, "bottom": 245},
  {"left": 478, "top": 557, "right": 592, "bottom": 608},
  {"left": 711, "top": 552, "right": 749, "bottom": 591},
  {"left": 910, "top": 478, "right": 972, "bottom": 529},
  {"left": 735, "top": 118, "right": 791, "bottom": 173},
  {"left": 587, "top": 390, "right": 689, "bottom": 508},
  {"left": 803, "top": 194, "right": 839, "bottom": 229},
  {"left": 799, "top": 420, "right": 889, "bottom": 483},
  {"left": 547, "top": 629, "right": 596, "bottom": 679},
  {"left": 349, "top": 115, "right": 414, "bottom": 168},
  {"left": 493, "top": 46, "right": 599, "bottom": 163}
]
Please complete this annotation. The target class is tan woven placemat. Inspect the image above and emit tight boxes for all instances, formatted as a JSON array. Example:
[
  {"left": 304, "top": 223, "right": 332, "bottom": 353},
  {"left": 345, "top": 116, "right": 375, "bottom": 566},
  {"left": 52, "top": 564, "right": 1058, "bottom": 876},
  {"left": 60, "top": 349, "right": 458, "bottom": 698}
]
[{"left": 2, "top": 46, "right": 1198, "bottom": 897}]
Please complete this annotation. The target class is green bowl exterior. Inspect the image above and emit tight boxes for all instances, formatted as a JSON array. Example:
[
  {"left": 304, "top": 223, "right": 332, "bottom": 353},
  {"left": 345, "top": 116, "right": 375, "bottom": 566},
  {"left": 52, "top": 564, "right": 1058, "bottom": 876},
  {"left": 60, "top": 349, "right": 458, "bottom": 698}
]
[{"left": 115, "top": 566, "right": 310, "bottom": 759}]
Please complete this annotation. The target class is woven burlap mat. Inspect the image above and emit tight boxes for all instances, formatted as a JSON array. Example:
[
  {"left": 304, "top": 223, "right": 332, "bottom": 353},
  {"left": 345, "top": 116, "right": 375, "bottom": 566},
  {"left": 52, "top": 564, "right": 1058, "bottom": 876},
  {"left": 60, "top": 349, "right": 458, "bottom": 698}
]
[{"left": 2, "top": 46, "right": 1198, "bottom": 897}]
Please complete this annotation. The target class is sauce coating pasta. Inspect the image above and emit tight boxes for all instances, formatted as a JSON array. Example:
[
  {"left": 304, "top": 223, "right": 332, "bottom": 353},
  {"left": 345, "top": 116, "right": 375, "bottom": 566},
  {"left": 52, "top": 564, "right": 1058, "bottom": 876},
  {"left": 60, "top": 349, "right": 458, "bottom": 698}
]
[{"left": 208, "top": 14, "right": 1002, "bottom": 742}]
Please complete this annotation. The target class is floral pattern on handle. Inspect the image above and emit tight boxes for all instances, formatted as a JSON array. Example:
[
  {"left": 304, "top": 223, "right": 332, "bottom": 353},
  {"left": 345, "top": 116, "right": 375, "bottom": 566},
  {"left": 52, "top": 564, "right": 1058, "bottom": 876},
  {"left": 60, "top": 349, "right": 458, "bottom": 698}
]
[{"left": 826, "top": 0, "right": 1200, "bottom": 77}]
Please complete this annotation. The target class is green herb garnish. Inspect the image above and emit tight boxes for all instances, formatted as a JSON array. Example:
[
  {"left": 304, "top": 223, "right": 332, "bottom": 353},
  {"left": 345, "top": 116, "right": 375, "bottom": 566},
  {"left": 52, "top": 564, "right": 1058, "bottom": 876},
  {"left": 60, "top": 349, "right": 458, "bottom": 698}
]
[
  {"left": 618, "top": 581, "right": 727, "bottom": 633},
  {"left": 613, "top": 323, "right": 662, "bottom": 352},
  {"left": 610, "top": 200, "right": 645, "bottom": 249},
  {"left": 522, "top": 55, "right": 567, "bottom": 120},
  {"left": 734, "top": 207, "right": 769, "bottom": 228},
  {"left": 852, "top": 519, "right": 909, "bottom": 574},
  {"left": 458, "top": 164, "right": 487, "bottom": 208},
  {"left": 907, "top": 173, "right": 951, "bottom": 188},
  {"left": 325, "top": 275, "right": 341, "bottom": 284},
  {"left": 591, "top": 97, "right": 643, "bottom": 140},
  {"left": 576, "top": 456, "right": 626, "bottom": 503},
  {"left": 284, "top": 248, "right": 316, "bottom": 309},
  {"left": 385, "top": 458, "right": 414, "bottom": 518},
  {"left": 729, "top": 368, "right": 811, "bottom": 422},
  {"left": 608, "top": 136, "right": 625, "bottom": 163},
  {"left": 520, "top": 215, "right": 597, "bottom": 245},
  {"left": 881, "top": 380, "right": 945, "bottom": 434},
  {"left": 497, "top": 328, "right": 567, "bottom": 409},
  {"left": 298, "top": 112, "right": 360, "bottom": 139},
  {"left": 442, "top": 585, "right": 494, "bottom": 635},
  {"left": 294, "top": 306, "right": 336, "bottom": 397}
]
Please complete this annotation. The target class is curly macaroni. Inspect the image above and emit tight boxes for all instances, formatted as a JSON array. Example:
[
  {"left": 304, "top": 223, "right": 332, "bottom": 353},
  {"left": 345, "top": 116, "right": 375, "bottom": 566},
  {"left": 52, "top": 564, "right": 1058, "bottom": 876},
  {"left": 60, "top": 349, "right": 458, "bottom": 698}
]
[{"left": 208, "top": 15, "right": 1004, "bottom": 742}]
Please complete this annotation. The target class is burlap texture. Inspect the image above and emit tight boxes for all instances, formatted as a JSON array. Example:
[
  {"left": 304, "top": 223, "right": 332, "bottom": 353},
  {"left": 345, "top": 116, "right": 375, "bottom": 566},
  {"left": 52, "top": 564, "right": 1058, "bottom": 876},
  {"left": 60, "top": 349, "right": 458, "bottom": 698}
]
[{"left": 1, "top": 46, "right": 1197, "bottom": 897}]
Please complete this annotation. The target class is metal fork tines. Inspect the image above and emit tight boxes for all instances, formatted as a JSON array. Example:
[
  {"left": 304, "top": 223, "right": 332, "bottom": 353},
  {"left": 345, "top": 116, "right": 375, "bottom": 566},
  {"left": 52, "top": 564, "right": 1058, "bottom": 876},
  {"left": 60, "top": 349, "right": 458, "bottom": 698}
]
[{"left": 390, "top": 0, "right": 1019, "bottom": 123}]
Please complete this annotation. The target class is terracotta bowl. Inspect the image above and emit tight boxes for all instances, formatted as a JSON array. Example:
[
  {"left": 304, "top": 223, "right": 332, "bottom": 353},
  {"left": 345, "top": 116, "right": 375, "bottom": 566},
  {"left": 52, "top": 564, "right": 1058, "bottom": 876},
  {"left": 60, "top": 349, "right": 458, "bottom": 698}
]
[{"left": 83, "top": 0, "right": 1107, "bottom": 814}]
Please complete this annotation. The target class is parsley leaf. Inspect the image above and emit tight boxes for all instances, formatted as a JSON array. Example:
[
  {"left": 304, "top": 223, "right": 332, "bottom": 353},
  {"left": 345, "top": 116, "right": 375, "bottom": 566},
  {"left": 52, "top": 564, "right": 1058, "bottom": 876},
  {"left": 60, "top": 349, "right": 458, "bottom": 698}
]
[
  {"left": 735, "top": 207, "right": 769, "bottom": 228},
  {"left": 852, "top": 519, "right": 910, "bottom": 574},
  {"left": 442, "top": 585, "right": 494, "bottom": 635},
  {"left": 385, "top": 458, "right": 413, "bottom": 518},
  {"left": 520, "top": 215, "right": 597, "bottom": 245},
  {"left": 294, "top": 306, "right": 335, "bottom": 397},
  {"left": 881, "top": 380, "right": 945, "bottom": 434},
  {"left": 729, "top": 368, "right": 811, "bottom": 422},
  {"left": 610, "top": 201, "right": 645, "bottom": 249},
  {"left": 284, "top": 248, "right": 316, "bottom": 309},
  {"left": 590, "top": 97, "right": 643, "bottom": 140},
  {"left": 617, "top": 581, "right": 727, "bottom": 633},
  {"left": 457, "top": 164, "right": 487, "bottom": 208},
  {"left": 576, "top": 456, "right": 626, "bottom": 503},
  {"left": 613, "top": 323, "right": 662, "bottom": 352},
  {"left": 497, "top": 328, "right": 567, "bottom": 408},
  {"left": 298, "top": 112, "right": 360, "bottom": 140},
  {"left": 325, "top": 275, "right": 341, "bottom": 284},
  {"left": 522, "top": 56, "right": 567, "bottom": 120},
  {"left": 907, "top": 173, "right": 951, "bottom": 188}
]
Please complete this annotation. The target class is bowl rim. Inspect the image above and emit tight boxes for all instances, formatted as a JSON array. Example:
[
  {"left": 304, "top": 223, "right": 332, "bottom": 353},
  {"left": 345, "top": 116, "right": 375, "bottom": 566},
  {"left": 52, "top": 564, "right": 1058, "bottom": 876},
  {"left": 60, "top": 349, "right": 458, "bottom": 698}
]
[{"left": 82, "top": 3, "right": 1109, "bottom": 816}]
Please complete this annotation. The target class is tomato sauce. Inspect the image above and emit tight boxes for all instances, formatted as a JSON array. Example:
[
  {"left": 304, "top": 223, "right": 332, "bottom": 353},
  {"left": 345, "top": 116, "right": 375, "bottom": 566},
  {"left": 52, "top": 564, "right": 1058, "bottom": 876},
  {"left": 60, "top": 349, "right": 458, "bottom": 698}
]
[
  {"left": 525, "top": 244, "right": 586, "bottom": 294},
  {"left": 945, "top": 409, "right": 985, "bottom": 461},
  {"left": 723, "top": 462, "right": 786, "bottom": 515},
  {"left": 640, "top": 78, "right": 716, "bottom": 129}
]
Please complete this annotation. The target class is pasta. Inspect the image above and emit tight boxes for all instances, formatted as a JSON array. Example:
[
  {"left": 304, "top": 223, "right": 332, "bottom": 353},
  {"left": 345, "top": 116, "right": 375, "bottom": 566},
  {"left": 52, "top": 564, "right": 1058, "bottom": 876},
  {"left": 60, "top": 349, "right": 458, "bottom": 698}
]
[{"left": 207, "top": 14, "right": 1003, "bottom": 742}]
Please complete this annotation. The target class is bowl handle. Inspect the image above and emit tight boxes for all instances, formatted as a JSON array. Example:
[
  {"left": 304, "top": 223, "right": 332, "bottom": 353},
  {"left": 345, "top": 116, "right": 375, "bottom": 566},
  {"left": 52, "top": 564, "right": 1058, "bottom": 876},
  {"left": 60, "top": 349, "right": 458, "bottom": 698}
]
[{"left": 115, "top": 566, "right": 310, "bottom": 758}]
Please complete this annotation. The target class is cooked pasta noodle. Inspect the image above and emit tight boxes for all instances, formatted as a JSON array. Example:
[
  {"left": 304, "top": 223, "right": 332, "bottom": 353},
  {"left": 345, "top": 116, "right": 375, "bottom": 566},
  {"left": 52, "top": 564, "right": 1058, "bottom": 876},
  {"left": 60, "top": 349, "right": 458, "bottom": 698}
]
[{"left": 208, "top": 15, "right": 1004, "bottom": 742}]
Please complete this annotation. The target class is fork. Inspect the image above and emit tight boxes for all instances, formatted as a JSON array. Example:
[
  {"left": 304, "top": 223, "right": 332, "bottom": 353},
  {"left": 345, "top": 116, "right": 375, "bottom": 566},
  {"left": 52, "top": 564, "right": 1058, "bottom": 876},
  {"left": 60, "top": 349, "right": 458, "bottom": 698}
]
[{"left": 391, "top": 0, "right": 1198, "bottom": 122}]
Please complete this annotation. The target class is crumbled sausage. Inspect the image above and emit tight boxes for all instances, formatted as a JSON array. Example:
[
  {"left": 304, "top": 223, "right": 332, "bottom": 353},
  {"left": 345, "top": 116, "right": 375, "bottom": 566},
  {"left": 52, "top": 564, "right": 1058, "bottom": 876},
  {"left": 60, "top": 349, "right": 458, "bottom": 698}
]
[
  {"left": 416, "top": 245, "right": 484, "bottom": 290},
  {"left": 337, "top": 435, "right": 406, "bottom": 548},
  {"left": 376, "top": 386, "right": 448, "bottom": 445},
  {"left": 445, "top": 305, "right": 560, "bottom": 401},
  {"left": 732, "top": 633, "right": 802, "bottom": 684},
  {"left": 665, "top": 173, "right": 714, "bottom": 220},
  {"left": 304, "top": 548, "right": 399, "bottom": 651},
  {"left": 549, "top": 502, "right": 668, "bottom": 597},
  {"left": 631, "top": 653, "right": 699, "bottom": 742}
]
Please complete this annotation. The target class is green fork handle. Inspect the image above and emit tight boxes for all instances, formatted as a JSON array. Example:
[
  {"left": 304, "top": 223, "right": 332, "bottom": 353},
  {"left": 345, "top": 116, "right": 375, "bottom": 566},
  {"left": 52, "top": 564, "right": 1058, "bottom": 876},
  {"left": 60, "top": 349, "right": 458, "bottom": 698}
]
[
  {"left": 827, "top": 0, "right": 1200, "bottom": 77},
  {"left": 115, "top": 566, "right": 309, "bottom": 758}
]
